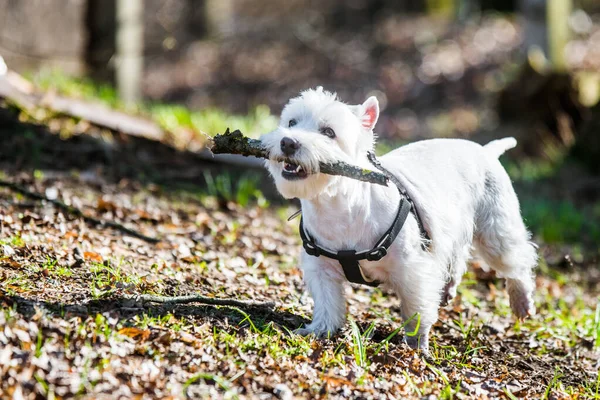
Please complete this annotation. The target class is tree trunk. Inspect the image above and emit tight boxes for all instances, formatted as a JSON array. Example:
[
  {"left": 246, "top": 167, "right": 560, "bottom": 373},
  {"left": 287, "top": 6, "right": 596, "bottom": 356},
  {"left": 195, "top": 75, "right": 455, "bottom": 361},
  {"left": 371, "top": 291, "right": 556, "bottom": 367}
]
[
  {"left": 116, "top": 0, "right": 144, "bottom": 104},
  {"left": 571, "top": 103, "right": 600, "bottom": 174},
  {"left": 547, "top": 0, "right": 572, "bottom": 72}
]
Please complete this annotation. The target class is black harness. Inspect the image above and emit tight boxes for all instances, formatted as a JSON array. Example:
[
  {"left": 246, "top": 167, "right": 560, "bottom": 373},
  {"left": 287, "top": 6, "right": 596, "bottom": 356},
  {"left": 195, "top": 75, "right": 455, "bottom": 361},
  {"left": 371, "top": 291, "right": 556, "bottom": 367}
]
[{"left": 299, "top": 151, "right": 430, "bottom": 287}]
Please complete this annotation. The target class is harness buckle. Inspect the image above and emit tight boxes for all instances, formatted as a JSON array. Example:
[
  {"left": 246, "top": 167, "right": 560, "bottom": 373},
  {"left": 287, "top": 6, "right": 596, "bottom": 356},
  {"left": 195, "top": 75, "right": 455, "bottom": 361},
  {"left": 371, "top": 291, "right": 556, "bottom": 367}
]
[
  {"left": 303, "top": 241, "right": 320, "bottom": 257},
  {"left": 366, "top": 247, "right": 387, "bottom": 261}
]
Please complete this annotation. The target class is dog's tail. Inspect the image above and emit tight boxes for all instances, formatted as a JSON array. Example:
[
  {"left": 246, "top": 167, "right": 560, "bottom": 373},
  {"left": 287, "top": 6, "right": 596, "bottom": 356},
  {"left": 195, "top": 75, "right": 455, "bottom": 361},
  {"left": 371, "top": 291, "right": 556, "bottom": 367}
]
[{"left": 484, "top": 137, "right": 517, "bottom": 158}]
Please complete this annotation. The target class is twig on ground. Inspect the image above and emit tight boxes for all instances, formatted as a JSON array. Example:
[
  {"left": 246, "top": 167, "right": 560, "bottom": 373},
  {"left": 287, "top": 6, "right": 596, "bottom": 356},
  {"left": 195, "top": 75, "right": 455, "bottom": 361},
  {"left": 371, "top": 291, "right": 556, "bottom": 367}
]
[
  {"left": 137, "top": 293, "right": 275, "bottom": 308},
  {"left": 0, "top": 179, "right": 159, "bottom": 243},
  {"left": 210, "top": 129, "right": 389, "bottom": 186}
]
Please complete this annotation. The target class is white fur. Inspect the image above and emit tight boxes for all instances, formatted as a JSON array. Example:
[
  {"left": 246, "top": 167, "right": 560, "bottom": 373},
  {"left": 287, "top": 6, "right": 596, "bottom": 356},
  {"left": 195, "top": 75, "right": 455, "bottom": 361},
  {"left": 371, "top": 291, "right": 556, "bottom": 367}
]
[{"left": 261, "top": 88, "right": 537, "bottom": 352}]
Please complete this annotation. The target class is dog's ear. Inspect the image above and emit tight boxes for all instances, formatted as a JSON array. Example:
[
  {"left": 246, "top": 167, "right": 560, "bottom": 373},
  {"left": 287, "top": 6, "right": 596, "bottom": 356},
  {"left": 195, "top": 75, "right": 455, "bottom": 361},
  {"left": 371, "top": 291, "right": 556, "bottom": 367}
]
[{"left": 360, "top": 96, "right": 379, "bottom": 131}]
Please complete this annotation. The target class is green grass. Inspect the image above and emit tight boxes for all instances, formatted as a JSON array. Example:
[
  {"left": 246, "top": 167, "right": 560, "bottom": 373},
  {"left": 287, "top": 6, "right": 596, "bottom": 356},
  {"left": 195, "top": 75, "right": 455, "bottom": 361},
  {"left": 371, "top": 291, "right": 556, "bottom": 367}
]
[
  {"left": 344, "top": 314, "right": 422, "bottom": 372},
  {"left": 502, "top": 154, "right": 600, "bottom": 246},
  {"left": 31, "top": 70, "right": 121, "bottom": 108},
  {"left": 2, "top": 274, "right": 35, "bottom": 295},
  {"left": 89, "top": 259, "right": 140, "bottom": 299},
  {"left": 504, "top": 158, "right": 561, "bottom": 182},
  {"left": 150, "top": 103, "right": 276, "bottom": 140},
  {"left": 0, "top": 235, "right": 25, "bottom": 248},
  {"left": 521, "top": 199, "right": 600, "bottom": 245},
  {"left": 528, "top": 292, "right": 600, "bottom": 350},
  {"left": 213, "top": 310, "right": 312, "bottom": 361},
  {"left": 349, "top": 319, "right": 370, "bottom": 368},
  {"left": 202, "top": 171, "right": 268, "bottom": 208},
  {"left": 543, "top": 368, "right": 563, "bottom": 400},
  {"left": 594, "top": 300, "right": 600, "bottom": 349}
]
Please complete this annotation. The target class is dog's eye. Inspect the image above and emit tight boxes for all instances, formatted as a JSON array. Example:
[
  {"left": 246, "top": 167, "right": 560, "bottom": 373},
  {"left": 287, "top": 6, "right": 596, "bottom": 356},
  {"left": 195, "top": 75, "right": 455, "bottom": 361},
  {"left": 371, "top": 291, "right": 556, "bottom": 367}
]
[
  {"left": 288, "top": 119, "right": 297, "bottom": 128},
  {"left": 320, "top": 127, "right": 336, "bottom": 138}
]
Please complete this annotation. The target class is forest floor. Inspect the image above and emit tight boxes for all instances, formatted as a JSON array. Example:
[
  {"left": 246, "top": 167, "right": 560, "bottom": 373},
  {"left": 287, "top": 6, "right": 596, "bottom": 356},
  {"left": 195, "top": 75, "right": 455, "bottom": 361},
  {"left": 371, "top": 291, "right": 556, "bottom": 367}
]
[{"left": 0, "top": 104, "right": 599, "bottom": 399}]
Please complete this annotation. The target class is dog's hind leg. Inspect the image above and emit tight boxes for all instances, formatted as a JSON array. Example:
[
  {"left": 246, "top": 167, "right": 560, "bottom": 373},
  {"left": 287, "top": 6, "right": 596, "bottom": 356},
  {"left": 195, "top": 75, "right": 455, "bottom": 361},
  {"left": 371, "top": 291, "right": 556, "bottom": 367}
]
[
  {"left": 441, "top": 246, "right": 470, "bottom": 307},
  {"left": 475, "top": 239, "right": 536, "bottom": 318},
  {"left": 475, "top": 168, "right": 537, "bottom": 318}
]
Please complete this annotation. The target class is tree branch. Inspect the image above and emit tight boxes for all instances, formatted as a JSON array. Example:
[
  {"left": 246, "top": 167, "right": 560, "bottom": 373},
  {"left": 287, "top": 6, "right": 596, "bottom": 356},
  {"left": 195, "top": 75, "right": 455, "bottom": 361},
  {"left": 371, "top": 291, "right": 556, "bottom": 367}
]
[
  {"left": 0, "top": 179, "right": 160, "bottom": 243},
  {"left": 210, "top": 129, "right": 389, "bottom": 186},
  {"left": 136, "top": 293, "right": 275, "bottom": 308}
]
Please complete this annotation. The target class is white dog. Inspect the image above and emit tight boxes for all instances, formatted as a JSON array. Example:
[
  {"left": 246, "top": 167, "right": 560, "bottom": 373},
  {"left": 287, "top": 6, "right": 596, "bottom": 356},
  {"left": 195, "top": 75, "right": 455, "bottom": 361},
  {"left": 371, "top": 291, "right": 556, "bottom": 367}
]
[{"left": 261, "top": 87, "right": 537, "bottom": 352}]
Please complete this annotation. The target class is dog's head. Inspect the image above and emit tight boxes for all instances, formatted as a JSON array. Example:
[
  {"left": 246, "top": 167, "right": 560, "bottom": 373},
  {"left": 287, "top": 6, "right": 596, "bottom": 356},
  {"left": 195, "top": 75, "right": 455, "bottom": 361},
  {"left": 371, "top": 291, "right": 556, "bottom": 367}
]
[{"left": 261, "top": 87, "right": 379, "bottom": 199}]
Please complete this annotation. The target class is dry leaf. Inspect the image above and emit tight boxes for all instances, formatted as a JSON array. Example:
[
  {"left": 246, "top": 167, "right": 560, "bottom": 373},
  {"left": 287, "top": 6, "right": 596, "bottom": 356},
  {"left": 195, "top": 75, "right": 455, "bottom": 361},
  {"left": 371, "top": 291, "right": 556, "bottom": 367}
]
[
  {"left": 64, "top": 231, "right": 78, "bottom": 239},
  {"left": 118, "top": 327, "right": 151, "bottom": 342},
  {"left": 97, "top": 198, "right": 117, "bottom": 213},
  {"left": 83, "top": 251, "right": 103, "bottom": 262}
]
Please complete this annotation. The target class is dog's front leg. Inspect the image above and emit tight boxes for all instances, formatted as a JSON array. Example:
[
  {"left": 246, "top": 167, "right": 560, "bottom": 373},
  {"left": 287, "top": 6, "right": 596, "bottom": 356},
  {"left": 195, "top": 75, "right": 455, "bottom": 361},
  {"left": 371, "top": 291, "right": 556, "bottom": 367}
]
[
  {"left": 391, "top": 257, "right": 445, "bottom": 354},
  {"left": 296, "top": 255, "right": 346, "bottom": 338}
]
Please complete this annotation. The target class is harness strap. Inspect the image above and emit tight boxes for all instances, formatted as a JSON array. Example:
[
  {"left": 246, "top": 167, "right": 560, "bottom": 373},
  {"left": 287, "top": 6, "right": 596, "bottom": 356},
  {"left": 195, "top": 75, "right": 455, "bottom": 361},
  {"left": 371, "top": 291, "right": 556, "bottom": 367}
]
[
  {"left": 367, "top": 152, "right": 431, "bottom": 243},
  {"left": 300, "top": 194, "right": 411, "bottom": 287},
  {"left": 299, "top": 152, "right": 429, "bottom": 287}
]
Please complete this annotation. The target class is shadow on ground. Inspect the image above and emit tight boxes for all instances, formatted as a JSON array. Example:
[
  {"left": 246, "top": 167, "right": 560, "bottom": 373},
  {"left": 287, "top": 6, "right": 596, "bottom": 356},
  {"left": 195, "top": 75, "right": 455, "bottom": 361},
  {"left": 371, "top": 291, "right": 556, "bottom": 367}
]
[
  {"left": 1, "top": 293, "right": 311, "bottom": 333},
  {"left": 0, "top": 106, "right": 281, "bottom": 201}
]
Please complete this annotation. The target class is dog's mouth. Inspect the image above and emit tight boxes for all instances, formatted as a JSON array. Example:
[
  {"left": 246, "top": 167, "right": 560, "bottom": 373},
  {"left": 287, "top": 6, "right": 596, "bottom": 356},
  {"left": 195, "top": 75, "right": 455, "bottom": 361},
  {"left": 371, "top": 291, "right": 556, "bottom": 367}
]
[{"left": 281, "top": 162, "right": 308, "bottom": 180}]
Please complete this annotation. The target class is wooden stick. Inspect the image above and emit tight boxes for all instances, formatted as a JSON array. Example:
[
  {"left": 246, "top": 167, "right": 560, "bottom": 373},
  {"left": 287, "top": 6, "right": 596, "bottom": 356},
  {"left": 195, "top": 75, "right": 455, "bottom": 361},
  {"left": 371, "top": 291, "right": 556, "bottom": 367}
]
[
  {"left": 210, "top": 129, "right": 389, "bottom": 186},
  {"left": 0, "top": 179, "right": 160, "bottom": 243},
  {"left": 137, "top": 293, "right": 275, "bottom": 308}
]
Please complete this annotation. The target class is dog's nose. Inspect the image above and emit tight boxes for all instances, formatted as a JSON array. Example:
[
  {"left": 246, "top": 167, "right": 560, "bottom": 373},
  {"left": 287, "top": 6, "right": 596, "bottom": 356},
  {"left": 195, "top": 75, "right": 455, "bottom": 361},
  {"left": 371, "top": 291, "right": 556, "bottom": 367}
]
[{"left": 280, "top": 137, "right": 301, "bottom": 156}]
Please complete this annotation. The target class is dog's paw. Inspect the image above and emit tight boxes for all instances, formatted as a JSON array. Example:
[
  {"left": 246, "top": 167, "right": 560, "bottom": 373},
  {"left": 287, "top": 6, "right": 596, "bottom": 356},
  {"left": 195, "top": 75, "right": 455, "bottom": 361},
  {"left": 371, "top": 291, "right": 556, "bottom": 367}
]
[
  {"left": 507, "top": 279, "right": 536, "bottom": 319},
  {"left": 294, "top": 327, "right": 316, "bottom": 337},
  {"left": 294, "top": 324, "right": 336, "bottom": 339},
  {"left": 404, "top": 337, "right": 432, "bottom": 359},
  {"left": 404, "top": 333, "right": 429, "bottom": 353},
  {"left": 510, "top": 293, "right": 535, "bottom": 320}
]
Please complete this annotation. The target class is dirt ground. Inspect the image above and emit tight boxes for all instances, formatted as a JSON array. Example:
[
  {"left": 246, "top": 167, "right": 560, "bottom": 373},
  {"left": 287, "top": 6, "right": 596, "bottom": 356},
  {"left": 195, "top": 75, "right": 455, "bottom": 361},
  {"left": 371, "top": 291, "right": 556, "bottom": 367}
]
[{"left": 1, "top": 107, "right": 599, "bottom": 399}]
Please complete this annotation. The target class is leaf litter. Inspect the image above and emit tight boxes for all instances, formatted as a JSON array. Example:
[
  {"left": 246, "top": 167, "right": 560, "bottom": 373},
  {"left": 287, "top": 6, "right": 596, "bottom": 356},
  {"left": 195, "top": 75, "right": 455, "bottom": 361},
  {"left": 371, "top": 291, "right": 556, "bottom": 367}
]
[{"left": 0, "top": 110, "right": 598, "bottom": 399}]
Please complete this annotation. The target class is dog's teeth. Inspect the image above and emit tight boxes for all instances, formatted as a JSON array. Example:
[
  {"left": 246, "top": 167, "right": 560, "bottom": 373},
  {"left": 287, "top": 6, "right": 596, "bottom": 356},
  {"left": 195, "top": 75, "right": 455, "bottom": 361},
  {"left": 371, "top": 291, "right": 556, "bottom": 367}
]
[{"left": 283, "top": 162, "right": 303, "bottom": 173}]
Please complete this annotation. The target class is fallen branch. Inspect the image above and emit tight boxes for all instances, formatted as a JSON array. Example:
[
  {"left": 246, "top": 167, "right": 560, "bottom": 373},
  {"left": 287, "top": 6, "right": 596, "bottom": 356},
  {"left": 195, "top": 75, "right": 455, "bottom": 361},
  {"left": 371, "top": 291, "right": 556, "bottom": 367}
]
[
  {"left": 0, "top": 179, "right": 159, "bottom": 243},
  {"left": 210, "top": 129, "right": 389, "bottom": 186},
  {"left": 136, "top": 293, "right": 275, "bottom": 308},
  {"left": 0, "top": 70, "right": 164, "bottom": 141}
]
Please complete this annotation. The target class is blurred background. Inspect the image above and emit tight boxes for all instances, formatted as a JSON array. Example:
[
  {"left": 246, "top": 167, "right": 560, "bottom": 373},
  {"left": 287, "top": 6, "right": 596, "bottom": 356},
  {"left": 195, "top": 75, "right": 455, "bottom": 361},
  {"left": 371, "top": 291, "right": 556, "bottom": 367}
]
[
  {"left": 1, "top": 0, "right": 600, "bottom": 249},
  {"left": 2, "top": 3, "right": 600, "bottom": 397},
  {"left": 0, "top": 0, "right": 598, "bottom": 138}
]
